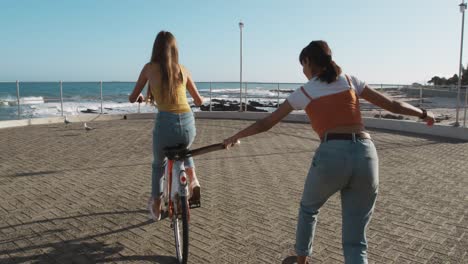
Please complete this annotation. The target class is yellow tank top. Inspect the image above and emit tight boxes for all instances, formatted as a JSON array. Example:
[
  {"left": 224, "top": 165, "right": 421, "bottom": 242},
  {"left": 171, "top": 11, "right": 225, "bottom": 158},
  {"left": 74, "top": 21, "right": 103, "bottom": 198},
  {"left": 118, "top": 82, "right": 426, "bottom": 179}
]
[{"left": 149, "top": 64, "right": 191, "bottom": 113}]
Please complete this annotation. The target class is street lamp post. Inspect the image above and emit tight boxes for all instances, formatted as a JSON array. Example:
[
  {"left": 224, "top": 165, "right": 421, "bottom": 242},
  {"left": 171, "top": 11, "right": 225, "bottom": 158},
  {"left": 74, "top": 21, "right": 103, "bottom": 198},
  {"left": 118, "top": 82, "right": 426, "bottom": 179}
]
[
  {"left": 239, "top": 21, "right": 244, "bottom": 112},
  {"left": 464, "top": 3, "right": 468, "bottom": 127},
  {"left": 455, "top": 0, "right": 467, "bottom": 127}
]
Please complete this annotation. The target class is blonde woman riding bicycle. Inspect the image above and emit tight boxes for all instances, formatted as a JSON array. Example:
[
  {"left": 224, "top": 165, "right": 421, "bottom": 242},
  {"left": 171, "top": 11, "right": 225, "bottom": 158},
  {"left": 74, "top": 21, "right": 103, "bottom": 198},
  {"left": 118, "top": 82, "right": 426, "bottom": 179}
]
[{"left": 129, "top": 31, "right": 204, "bottom": 221}]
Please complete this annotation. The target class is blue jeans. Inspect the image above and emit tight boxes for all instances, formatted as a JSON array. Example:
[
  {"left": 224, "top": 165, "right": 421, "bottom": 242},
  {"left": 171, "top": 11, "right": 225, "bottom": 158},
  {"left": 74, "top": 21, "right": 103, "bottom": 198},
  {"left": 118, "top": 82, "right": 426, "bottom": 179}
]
[
  {"left": 152, "top": 111, "right": 196, "bottom": 198},
  {"left": 295, "top": 137, "right": 379, "bottom": 264}
]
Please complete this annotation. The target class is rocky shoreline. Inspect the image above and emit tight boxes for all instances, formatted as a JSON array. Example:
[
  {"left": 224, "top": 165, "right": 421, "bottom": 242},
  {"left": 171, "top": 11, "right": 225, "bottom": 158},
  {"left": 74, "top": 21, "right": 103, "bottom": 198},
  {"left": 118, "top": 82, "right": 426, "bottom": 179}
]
[{"left": 197, "top": 99, "right": 278, "bottom": 112}]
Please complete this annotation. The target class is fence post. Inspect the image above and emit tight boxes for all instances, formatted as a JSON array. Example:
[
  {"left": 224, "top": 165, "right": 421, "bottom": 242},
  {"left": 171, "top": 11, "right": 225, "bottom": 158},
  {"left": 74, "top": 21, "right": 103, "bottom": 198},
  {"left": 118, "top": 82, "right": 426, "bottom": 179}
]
[
  {"left": 100, "top": 81, "right": 103, "bottom": 114},
  {"left": 209, "top": 82, "right": 212, "bottom": 112},
  {"left": 239, "top": 81, "right": 243, "bottom": 111},
  {"left": 419, "top": 85, "right": 423, "bottom": 107},
  {"left": 244, "top": 82, "right": 248, "bottom": 111},
  {"left": 60, "top": 81, "right": 64, "bottom": 117},
  {"left": 16, "top": 80, "right": 20, "bottom": 119},
  {"left": 277, "top": 83, "right": 280, "bottom": 108},
  {"left": 463, "top": 85, "right": 467, "bottom": 127}
]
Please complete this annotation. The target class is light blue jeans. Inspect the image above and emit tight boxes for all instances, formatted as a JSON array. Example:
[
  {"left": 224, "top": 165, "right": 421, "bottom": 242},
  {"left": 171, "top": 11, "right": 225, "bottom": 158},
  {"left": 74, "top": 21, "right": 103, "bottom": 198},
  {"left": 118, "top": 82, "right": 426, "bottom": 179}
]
[
  {"left": 295, "top": 137, "right": 379, "bottom": 264},
  {"left": 152, "top": 111, "right": 196, "bottom": 198}
]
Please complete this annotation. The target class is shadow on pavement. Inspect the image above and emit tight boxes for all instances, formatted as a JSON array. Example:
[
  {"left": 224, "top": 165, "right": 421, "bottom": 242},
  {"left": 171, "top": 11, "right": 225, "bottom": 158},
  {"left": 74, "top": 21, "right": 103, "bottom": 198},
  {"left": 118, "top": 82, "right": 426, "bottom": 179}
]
[
  {"left": 282, "top": 256, "right": 297, "bottom": 264},
  {"left": 0, "top": 209, "right": 180, "bottom": 263},
  {"left": 1, "top": 241, "right": 178, "bottom": 264}
]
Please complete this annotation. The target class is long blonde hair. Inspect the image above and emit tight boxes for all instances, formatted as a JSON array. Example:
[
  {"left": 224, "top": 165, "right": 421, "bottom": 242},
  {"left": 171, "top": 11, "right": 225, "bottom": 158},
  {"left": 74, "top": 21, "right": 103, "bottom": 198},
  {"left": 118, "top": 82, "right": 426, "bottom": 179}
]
[{"left": 148, "top": 31, "right": 182, "bottom": 104}]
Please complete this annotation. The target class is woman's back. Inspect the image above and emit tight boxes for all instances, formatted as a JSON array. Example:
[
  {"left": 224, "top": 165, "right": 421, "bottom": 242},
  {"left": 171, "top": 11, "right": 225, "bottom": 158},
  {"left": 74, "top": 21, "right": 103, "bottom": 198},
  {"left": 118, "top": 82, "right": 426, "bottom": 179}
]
[
  {"left": 287, "top": 74, "right": 365, "bottom": 138},
  {"left": 146, "top": 63, "right": 191, "bottom": 113}
]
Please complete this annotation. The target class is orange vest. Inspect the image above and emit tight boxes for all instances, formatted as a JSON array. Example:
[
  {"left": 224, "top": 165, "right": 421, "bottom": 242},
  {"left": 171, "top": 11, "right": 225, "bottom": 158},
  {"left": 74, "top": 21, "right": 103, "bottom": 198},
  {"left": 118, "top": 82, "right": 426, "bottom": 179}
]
[{"left": 301, "top": 75, "right": 363, "bottom": 139}]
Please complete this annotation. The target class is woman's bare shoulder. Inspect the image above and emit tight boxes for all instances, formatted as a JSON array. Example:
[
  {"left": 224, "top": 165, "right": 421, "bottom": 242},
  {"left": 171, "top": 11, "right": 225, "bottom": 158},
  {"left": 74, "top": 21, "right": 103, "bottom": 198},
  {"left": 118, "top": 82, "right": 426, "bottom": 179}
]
[
  {"left": 145, "top": 62, "right": 161, "bottom": 76},
  {"left": 146, "top": 62, "right": 160, "bottom": 69},
  {"left": 180, "top": 64, "right": 191, "bottom": 78}
]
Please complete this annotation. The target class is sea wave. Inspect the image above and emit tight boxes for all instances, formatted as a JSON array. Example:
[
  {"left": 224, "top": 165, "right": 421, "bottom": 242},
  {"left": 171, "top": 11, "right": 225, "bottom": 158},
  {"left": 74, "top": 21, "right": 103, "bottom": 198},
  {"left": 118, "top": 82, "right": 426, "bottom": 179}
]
[
  {"left": 0, "top": 92, "right": 286, "bottom": 120},
  {"left": 26, "top": 101, "right": 155, "bottom": 117},
  {"left": 0, "top": 96, "right": 45, "bottom": 106},
  {"left": 210, "top": 88, "right": 280, "bottom": 98}
]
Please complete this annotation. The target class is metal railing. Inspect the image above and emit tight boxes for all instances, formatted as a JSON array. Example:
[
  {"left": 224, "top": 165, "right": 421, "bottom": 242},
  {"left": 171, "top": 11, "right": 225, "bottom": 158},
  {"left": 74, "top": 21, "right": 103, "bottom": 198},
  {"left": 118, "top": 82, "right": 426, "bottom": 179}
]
[{"left": 1, "top": 81, "right": 467, "bottom": 127}]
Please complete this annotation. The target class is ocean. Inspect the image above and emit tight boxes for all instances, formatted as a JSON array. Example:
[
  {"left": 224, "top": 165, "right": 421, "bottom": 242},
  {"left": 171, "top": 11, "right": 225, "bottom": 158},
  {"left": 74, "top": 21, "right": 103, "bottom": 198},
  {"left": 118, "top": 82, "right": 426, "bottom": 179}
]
[{"left": 0, "top": 82, "right": 303, "bottom": 121}]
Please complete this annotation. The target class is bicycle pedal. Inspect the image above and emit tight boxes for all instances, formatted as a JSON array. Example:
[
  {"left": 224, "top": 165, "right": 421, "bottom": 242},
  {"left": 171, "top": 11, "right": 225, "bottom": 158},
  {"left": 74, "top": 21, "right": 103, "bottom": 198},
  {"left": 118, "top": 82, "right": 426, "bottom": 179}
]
[
  {"left": 189, "top": 200, "right": 201, "bottom": 209},
  {"left": 160, "top": 210, "right": 169, "bottom": 220}
]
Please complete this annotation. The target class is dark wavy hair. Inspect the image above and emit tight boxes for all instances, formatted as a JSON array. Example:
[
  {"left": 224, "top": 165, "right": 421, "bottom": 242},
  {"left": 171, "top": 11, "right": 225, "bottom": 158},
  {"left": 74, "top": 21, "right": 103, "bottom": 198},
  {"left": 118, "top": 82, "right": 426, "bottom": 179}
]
[{"left": 299, "top": 40, "right": 342, "bottom": 83}]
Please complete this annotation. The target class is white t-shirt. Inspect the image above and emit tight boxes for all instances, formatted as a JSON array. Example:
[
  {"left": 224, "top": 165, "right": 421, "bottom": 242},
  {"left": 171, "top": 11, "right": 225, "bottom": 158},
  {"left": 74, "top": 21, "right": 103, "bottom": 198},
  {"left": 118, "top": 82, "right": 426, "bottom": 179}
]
[{"left": 287, "top": 74, "right": 367, "bottom": 110}]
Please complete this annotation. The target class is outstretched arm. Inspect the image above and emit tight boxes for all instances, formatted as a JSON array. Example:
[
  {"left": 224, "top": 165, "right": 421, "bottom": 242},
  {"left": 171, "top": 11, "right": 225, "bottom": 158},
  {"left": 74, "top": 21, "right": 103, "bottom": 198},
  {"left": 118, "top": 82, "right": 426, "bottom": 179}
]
[
  {"left": 360, "top": 85, "right": 435, "bottom": 125},
  {"left": 129, "top": 64, "right": 148, "bottom": 103},
  {"left": 223, "top": 101, "right": 294, "bottom": 148}
]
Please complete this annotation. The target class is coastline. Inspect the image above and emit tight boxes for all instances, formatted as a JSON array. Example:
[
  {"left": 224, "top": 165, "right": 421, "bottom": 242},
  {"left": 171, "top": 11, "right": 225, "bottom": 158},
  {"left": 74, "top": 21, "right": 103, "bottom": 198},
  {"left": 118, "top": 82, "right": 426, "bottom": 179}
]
[{"left": 0, "top": 84, "right": 467, "bottom": 126}]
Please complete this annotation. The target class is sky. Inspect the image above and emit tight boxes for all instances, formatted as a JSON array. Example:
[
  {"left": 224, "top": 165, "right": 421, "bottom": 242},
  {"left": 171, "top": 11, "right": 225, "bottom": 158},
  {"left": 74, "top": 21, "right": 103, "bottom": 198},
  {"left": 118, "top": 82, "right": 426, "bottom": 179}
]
[{"left": 0, "top": 0, "right": 465, "bottom": 84}]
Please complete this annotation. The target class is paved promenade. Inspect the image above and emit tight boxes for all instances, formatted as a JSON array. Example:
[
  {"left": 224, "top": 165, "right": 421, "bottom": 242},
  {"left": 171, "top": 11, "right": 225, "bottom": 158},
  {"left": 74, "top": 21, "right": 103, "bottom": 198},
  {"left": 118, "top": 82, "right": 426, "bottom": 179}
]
[{"left": 0, "top": 118, "right": 467, "bottom": 263}]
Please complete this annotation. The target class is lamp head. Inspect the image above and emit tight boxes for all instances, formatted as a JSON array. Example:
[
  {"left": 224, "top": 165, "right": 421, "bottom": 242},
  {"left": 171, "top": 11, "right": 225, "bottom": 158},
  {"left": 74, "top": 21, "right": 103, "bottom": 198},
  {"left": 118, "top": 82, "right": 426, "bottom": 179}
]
[{"left": 460, "top": 2, "right": 467, "bottom": 13}]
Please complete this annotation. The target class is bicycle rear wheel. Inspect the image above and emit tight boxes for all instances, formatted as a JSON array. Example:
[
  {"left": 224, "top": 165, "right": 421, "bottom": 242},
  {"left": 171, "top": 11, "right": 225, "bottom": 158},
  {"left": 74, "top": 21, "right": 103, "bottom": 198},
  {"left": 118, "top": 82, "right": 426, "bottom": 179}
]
[{"left": 172, "top": 195, "right": 189, "bottom": 264}]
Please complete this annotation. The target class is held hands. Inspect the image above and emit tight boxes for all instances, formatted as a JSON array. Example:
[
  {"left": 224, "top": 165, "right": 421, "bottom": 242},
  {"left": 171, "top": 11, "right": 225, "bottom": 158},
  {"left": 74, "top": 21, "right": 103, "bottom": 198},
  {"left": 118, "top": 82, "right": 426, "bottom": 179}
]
[{"left": 223, "top": 136, "right": 241, "bottom": 149}]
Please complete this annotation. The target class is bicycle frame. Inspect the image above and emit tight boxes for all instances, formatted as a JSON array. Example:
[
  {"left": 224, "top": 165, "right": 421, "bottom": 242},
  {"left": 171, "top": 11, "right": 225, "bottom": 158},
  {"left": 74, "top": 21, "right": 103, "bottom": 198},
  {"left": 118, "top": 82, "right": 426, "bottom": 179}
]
[
  {"left": 159, "top": 142, "right": 237, "bottom": 264},
  {"left": 163, "top": 159, "right": 188, "bottom": 219}
]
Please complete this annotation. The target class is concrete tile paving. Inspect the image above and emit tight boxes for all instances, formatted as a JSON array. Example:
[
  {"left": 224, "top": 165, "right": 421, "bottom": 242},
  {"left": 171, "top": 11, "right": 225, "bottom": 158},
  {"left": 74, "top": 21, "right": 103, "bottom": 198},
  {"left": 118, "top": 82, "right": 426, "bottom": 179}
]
[{"left": 0, "top": 119, "right": 467, "bottom": 263}]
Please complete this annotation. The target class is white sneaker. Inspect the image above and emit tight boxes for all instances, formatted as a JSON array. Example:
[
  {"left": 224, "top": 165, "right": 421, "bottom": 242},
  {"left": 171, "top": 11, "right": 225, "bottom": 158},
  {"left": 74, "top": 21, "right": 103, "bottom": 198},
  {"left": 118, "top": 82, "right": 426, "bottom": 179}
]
[{"left": 147, "top": 198, "right": 161, "bottom": 221}]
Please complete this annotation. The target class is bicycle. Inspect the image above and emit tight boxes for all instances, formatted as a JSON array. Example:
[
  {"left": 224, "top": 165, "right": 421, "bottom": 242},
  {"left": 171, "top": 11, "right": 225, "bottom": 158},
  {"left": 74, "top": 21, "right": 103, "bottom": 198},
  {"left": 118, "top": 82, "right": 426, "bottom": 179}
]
[{"left": 161, "top": 142, "right": 237, "bottom": 264}]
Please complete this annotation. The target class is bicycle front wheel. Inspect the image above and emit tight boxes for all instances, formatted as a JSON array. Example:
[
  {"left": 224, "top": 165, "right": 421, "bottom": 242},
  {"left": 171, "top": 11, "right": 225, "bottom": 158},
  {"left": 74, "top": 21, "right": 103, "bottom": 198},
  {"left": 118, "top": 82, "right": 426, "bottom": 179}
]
[{"left": 172, "top": 195, "right": 189, "bottom": 264}]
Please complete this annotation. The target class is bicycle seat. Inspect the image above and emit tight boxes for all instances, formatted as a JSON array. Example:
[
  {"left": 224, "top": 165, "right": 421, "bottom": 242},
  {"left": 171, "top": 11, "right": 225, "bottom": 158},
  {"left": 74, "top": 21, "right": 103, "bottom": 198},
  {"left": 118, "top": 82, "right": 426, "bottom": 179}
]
[{"left": 163, "top": 144, "right": 191, "bottom": 160}]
